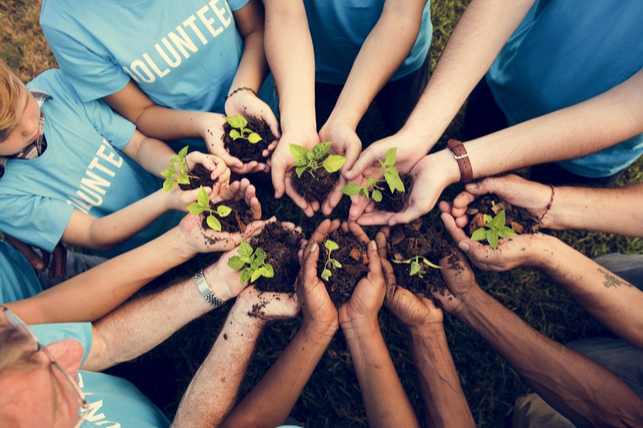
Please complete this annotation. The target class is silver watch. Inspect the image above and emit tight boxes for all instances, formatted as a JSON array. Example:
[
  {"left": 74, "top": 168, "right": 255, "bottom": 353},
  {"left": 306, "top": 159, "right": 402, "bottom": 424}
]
[{"left": 195, "top": 269, "right": 224, "bottom": 308}]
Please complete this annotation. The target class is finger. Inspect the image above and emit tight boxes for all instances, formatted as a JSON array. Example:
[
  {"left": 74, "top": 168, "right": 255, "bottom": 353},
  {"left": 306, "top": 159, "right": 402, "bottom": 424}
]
[
  {"left": 440, "top": 211, "right": 470, "bottom": 247},
  {"left": 302, "top": 240, "right": 321, "bottom": 284},
  {"left": 356, "top": 210, "right": 394, "bottom": 226},
  {"left": 387, "top": 202, "right": 426, "bottom": 226},
  {"left": 271, "top": 159, "right": 287, "bottom": 198},
  {"left": 208, "top": 145, "right": 243, "bottom": 170},
  {"left": 366, "top": 240, "right": 383, "bottom": 279},
  {"left": 345, "top": 148, "right": 377, "bottom": 180},
  {"left": 284, "top": 182, "right": 315, "bottom": 217},
  {"left": 451, "top": 190, "right": 477, "bottom": 216},
  {"left": 381, "top": 257, "right": 398, "bottom": 291},
  {"left": 464, "top": 177, "right": 496, "bottom": 196},
  {"left": 347, "top": 221, "right": 370, "bottom": 245},
  {"left": 40, "top": 250, "right": 51, "bottom": 273},
  {"left": 348, "top": 194, "right": 371, "bottom": 222},
  {"left": 54, "top": 245, "right": 67, "bottom": 280},
  {"left": 375, "top": 229, "right": 388, "bottom": 259}
]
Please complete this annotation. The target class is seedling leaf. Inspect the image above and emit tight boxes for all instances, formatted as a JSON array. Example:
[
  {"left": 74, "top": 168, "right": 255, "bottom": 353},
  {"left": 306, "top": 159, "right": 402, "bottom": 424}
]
[
  {"left": 261, "top": 264, "right": 274, "bottom": 278},
  {"left": 251, "top": 269, "right": 262, "bottom": 283},
  {"left": 471, "top": 228, "right": 487, "bottom": 241},
  {"left": 498, "top": 226, "right": 518, "bottom": 238},
  {"left": 341, "top": 183, "right": 361, "bottom": 196},
  {"left": 323, "top": 155, "right": 346, "bottom": 173},
  {"left": 325, "top": 240, "right": 339, "bottom": 252},
  {"left": 372, "top": 189, "right": 382, "bottom": 202},
  {"left": 188, "top": 203, "right": 205, "bottom": 216},
  {"left": 239, "top": 241, "right": 253, "bottom": 258},
  {"left": 216, "top": 205, "right": 232, "bottom": 217},
  {"left": 226, "top": 114, "right": 247, "bottom": 129},
  {"left": 247, "top": 133, "right": 262, "bottom": 144},
  {"left": 227, "top": 256, "right": 246, "bottom": 270},
  {"left": 197, "top": 187, "right": 210, "bottom": 207},
  {"left": 206, "top": 216, "right": 222, "bottom": 231},
  {"left": 296, "top": 166, "right": 306, "bottom": 178},
  {"left": 240, "top": 268, "right": 253, "bottom": 284},
  {"left": 312, "top": 141, "right": 333, "bottom": 160},
  {"left": 321, "top": 269, "right": 332, "bottom": 281},
  {"left": 289, "top": 144, "right": 310, "bottom": 162},
  {"left": 384, "top": 148, "right": 397, "bottom": 166}
]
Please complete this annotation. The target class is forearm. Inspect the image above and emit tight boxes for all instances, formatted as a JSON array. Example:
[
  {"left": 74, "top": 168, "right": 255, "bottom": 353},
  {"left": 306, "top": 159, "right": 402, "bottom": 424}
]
[
  {"left": 264, "top": 0, "right": 316, "bottom": 135},
  {"left": 344, "top": 320, "right": 420, "bottom": 428},
  {"left": 467, "top": 70, "right": 643, "bottom": 178},
  {"left": 5, "top": 227, "right": 195, "bottom": 325},
  {"left": 135, "top": 107, "right": 215, "bottom": 143},
  {"left": 174, "top": 303, "right": 266, "bottom": 428},
  {"left": 220, "top": 319, "right": 336, "bottom": 427},
  {"left": 456, "top": 288, "right": 643, "bottom": 427},
  {"left": 403, "top": 0, "right": 535, "bottom": 150},
  {"left": 230, "top": 29, "right": 269, "bottom": 95},
  {"left": 533, "top": 235, "right": 643, "bottom": 348},
  {"left": 407, "top": 325, "right": 474, "bottom": 428}
]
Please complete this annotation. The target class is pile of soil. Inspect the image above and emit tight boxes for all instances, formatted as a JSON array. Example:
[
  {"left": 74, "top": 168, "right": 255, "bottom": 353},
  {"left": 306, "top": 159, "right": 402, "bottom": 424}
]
[
  {"left": 291, "top": 155, "right": 340, "bottom": 203},
  {"left": 178, "top": 163, "right": 218, "bottom": 190},
  {"left": 249, "top": 221, "right": 304, "bottom": 294},
  {"left": 203, "top": 198, "right": 254, "bottom": 233},
  {"left": 317, "top": 229, "right": 369, "bottom": 308},
  {"left": 466, "top": 194, "right": 539, "bottom": 239},
  {"left": 374, "top": 173, "right": 413, "bottom": 213},
  {"left": 388, "top": 219, "right": 454, "bottom": 299},
  {"left": 223, "top": 115, "right": 275, "bottom": 164}
]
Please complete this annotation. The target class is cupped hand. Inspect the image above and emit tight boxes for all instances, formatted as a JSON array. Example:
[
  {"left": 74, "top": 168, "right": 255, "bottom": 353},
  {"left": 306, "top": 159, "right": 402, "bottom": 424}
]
[
  {"left": 449, "top": 174, "right": 554, "bottom": 230},
  {"left": 184, "top": 152, "right": 231, "bottom": 195},
  {"left": 179, "top": 213, "right": 266, "bottom": 253},
  {"left": 211, "top": 178, "right": 262, "bottom": 221},
  {"left": 225, "top": 90, "right": 281, "bottom": 143},
  {"left": 376, "top": 228, "right": 443, "bottom": 328},
  {"left": 201, "top": 113, "right": 246, "bottom": 171},
  {"left": 204, "top": 247, "right": 250, "bottom": 301},
  {"left": 318, "top": 121, "right": 363, "bottom": 216},
  {"left": 431, "top": 248, "right": 479, "bottom": 316}
]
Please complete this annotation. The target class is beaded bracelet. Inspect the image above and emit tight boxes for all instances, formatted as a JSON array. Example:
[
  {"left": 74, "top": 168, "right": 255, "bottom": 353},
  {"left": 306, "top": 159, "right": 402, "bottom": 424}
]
[
  {"left": 225, "top": 86, "right": 257, "bottom": 101},
  {"left": 539, "top": 184, "right": 555, "bottom": 221}
]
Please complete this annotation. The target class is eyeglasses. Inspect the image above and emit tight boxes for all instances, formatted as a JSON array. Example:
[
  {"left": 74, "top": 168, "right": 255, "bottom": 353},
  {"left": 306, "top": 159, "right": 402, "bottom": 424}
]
[{"left": 0, "top": 306, "right": 90, "bottom": 428}]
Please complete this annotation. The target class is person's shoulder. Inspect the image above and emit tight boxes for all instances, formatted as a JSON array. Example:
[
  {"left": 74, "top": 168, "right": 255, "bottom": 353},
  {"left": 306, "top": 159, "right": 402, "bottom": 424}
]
[{"left": 27, "top": 69, "right": 84, "bottom": 105}]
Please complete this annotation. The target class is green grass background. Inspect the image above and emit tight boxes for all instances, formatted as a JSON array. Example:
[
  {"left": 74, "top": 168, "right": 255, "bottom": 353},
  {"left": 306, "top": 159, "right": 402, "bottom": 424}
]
[{"left": 2, "top": 0, "right": 642, "bottom": 426}]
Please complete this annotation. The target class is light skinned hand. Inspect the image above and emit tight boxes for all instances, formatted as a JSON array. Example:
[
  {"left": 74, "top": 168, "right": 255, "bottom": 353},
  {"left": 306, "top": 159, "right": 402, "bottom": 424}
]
[
  {"left": 211, "top": 178, "right": 262, "bottom": 221},
  {"left": 184, "top": 151, "right": 231, "bottom": 194},
  {"left": 449, "top": 174, "right": 554, "bottom": 230},
  {"left": 376, "top": 228, "right": 443, "bottom": 328},
  {"left": 202, "top": 113, "right": 247, "bottom": 171},
  {"left": 235, "top": 285, "right": 300, "bottom": 323},
  {"left": 4, "top": 234, "right": 68, "bottom": 280}
]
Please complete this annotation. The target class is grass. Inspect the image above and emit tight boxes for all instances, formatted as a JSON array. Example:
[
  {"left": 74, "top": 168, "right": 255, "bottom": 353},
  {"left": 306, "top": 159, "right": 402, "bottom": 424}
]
[{"left": 3, "top": 0, "right": 642, "bottom": 427}]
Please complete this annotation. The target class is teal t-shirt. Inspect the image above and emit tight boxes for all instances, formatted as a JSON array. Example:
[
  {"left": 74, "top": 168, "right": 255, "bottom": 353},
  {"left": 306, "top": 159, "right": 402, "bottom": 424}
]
[
  {"left": 31, "top": 322, "right": 172, "bottom": 428},
  {"left": 487, "top": 0, "right": 643, "bottom": 177},
  {"left": 0, "top": 241, "right": 42, "bottom": 304}
]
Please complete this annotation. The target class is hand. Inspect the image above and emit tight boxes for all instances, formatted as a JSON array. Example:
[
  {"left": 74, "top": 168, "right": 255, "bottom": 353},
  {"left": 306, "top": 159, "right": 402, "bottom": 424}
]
[
  {"left": 430, "top": 248, "right": 480, "bottom": 316},
  {"left": 4, "top": 234, "right": 67, "bottom": 280},
  {"left": 185, "top": 152, "right": 231, "bottom": 196},
  {"left": 376, "top": 228, "right": 443, "bottom": 329},
  {"left": 318, "top": 120, "right": 363, "bottom": 216},
  {"left": 200, "top": 113, "right": 247, "bottom": 171},
  {"left": 225, "top": 91, "right": 281, "bottom": 174},
  {"left": 235, "top": 285, "right": 300, "bottom": 324},
  {"left": 440, "top": 205, "right": 549, "bottom": 272},
  {"left": 449, "top": 174, "right": 554, "bottom": 230},
  {"left": 296, "top": 219, "right": 342, "bottom": 333},
  {"left": 268, "top": 131, "right": 320, "bottom": 217},
  {"left": 356, "top": 150, "right": 459, "bottom": 226},
  {"left": 338, "top": 222, "right": 385, "bottom": 328},
  {"left": 212, "top": 178, "right": 262, "bottom": 221},
  {"left": 203, "top": 247, "right": 250, "bottom": 301}
]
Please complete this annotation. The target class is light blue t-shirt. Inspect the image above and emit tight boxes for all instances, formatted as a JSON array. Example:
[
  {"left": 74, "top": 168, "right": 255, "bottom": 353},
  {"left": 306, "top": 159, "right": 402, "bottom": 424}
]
[
  {"left": 0, "top": 241, "right": 42, "bottom": 304},
  {"left": 487, "top": 0, "right": 643, "bottom": 178},
  {"left": 0, "top": 70, "right": 183, "bottom": 257},
  {"left": 304, "top": 0, "right": 432, "bottom": 85},
  {"left": 39, "top": 0, "right": 278, "bottom": 149},
  {"left": 31, "top": 322, "right": 171, "bottom": 428}
]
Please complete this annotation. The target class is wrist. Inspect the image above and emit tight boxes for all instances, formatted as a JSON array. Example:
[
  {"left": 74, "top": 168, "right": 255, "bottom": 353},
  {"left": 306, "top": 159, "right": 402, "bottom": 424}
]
[
  {"left": 301, "top": 318, "right": 338, "bottom": 346},
  {"left": 341, "top": 316, "right": 380, "bottom": 341},
  {"left": 419, "top": 149, "right": 461, "bottom": 186},
  {"left": 228, "top": 297, "right": 268, "bottom": 332},
  {"left": 202, "top": 263, "right": 233, "bottom": 302},
  {"left": 405, "top": 321, "right": 445, "bottom": 339}
]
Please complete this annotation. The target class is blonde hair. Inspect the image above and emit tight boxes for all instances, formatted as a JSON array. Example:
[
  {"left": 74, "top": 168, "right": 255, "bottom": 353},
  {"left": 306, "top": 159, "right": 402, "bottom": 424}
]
[{"left": 0, "top": 59, "right": 22, "bottom": 144}]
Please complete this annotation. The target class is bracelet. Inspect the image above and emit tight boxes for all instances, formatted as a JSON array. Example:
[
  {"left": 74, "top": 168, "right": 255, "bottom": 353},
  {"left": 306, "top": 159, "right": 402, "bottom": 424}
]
[
  {"left": 225, "top": 86, "right": 257, "bottom": 101},
  {"left": 539, "top": 184, "right": 555, "bottom": 221},
  {"left": 447, "top": 139, "right": 473, "bottom": 183},
  {"left": 195, "top": 269, "right": 224, "bottom": 308}
]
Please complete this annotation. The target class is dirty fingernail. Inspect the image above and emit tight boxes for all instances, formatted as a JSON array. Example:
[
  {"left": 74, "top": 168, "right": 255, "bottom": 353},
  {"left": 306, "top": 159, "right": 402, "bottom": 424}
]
[{"left": 458, "top": 241, "right": 470, "bottom": 252}]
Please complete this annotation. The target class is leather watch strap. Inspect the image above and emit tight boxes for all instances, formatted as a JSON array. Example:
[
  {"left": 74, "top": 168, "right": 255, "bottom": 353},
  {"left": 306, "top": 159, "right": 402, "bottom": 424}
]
[{"left": 447, "top": 139, "right": 473, "bottom": 183}]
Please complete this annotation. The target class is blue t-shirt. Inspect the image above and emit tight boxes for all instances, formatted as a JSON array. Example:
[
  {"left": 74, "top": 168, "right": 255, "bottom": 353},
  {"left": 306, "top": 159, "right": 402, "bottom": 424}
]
[
  {"left": 31, "top": 322, "right": 171, "bottom": 428},
  {"left": 0, "top": 241, "right": 42, "bottom": 304},
  {"left": 0, "top": 70, "right": 183, "bottom": 257},
  {"left": 304, "top": 0, "right": 432, "bottom": 85},
  {"left": 487, "top": 0, "right": 643, "bottom": 177},
  {"left": 39, "top": 0, "right": 278, "bottom": 149}
]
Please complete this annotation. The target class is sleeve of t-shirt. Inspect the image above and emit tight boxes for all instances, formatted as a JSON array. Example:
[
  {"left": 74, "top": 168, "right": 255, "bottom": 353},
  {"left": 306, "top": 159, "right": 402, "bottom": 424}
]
[
  {"left": 82, "top": 98, "right": 137, "bottom": 151},
  {"left": 30, "top": 322, "right": 94, "bottom": 364},
  {"left": 0, "top": 193, "right": 73, "bottom": 253},
  {"left": 40, "top": 22, "right": 130, "bottom": 103},
  {"left": 228, "top": 0, "right": 250, "bottom": 11}
]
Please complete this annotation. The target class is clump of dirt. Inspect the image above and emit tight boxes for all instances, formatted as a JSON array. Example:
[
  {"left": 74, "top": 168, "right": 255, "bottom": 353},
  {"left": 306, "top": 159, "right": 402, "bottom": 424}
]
[
  {"left": 249, "top": 221, "right": 304, "bottom": 294},
  {"left": 178, "top": 163, "right": 218, "bottom": 190},
  {"left": 223, "top": 115, "right": 274, "bottom": 164},
  {"left": 388, "top": 219, "right": 454, "bottom": 300},
  {"left": 291, "top": 155, "right": 340, "bottom": 203},
  {"left": 203, "top": 199, "right": 254, "bottom": 233},
  {"left": 466, "top": 194, "right": 540, "bottom": 239},
  {"left": 374, "top": 173, "right": 413, "bottom": 213},
  {"left": 317, "top": 229, "right": 369, "bottom": 308}
]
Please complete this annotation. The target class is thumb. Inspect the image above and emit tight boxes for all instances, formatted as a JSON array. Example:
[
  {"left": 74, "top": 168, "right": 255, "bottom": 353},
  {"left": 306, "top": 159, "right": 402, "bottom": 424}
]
[
  {"left": 303, "top": 241, "right": 320, "bottom": 285},
  {"left": 271, "top": 162, "right": 286, "bottom": 198},
  {"left": 345, "top": 148, "right": 377, "bottom": 180},
  {"left": 342, "top": 142, "right": 362, "bottom": 174}
]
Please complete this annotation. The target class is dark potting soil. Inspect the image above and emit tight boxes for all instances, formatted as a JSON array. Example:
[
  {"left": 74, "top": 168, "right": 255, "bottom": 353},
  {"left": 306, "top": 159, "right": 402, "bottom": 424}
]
[
  {"left": 249, "top": 221, "right": 304, "bottom": 294},
  {"left": 318, "top": 229, "right": 369, "bottom": 308},
  {"left": 178, "top": 163, "right": 218, "bottom": 191},
  {"left": 466, "top": 194, "right": 540, "bottom": 240},
  {"left": 291, "top": 155, "right": 340, "bottom": 203},
  {"left": 223, "top": 115, "right": 275, "bottom": 164},
  {"left": 374, "top": 173, "right": 413, "bottom": 213},
  {"left": 388, "top": 219, "right": 455, "bottom": 300},
  {"left": 202, "top": 198, "right": 254, "bottom": 233}
]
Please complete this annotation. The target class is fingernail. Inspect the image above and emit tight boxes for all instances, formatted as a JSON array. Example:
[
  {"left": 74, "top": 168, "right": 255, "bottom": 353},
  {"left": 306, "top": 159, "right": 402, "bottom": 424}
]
[
  {"left": 310, "top": 242, "right": 317, "bottom": 252},
  {"left": 458, "top": 241, "right": 470, "bottom": 252},
  {"left": 370, "top": 240, "right": 376, "bottom": 250}
]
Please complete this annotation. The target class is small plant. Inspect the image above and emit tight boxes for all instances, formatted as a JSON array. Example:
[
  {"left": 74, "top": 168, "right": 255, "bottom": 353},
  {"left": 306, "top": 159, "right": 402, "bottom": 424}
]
[
  {"left": 226, "top": 114, "right": 262, "bottom": 144},
  {"left": 227, "top": 241, "right": 275, "bottom": 284},
  {"left": 470, "top": 209, "right": 517, "bottom": 250},
  {"left": 187, "top": 187, "right": 232, "bottom": 231},
  {"left": 162, "top": 146, "right": 196, "bottom": 192},
  {"left": 341, "top": 148, "right": 405, "bottom": 202},
  {"left": 392, "top": 255, "right": 441, "bottom": 278},
  {"left": 321, "top": 239, "right": 342, "bottom": 281},
  {"left": 289, "top": 142, "right": 346, "bottom": 178}
]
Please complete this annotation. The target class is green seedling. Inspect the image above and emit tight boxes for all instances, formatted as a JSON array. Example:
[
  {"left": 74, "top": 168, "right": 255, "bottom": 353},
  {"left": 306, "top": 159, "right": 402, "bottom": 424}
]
[
  {"left": 289, "top": 141, "right": 346, "bottom": 178},
  {"left": 161, "top": 146, "right": 197, "bottom": 192},
  {"left": 187, "top": 186, "right": 232, "bottom": 231},
  {"left": 470, "top": 209, "right": 517, "bottom": 250},
  {"left": 321, "top": 239, "right": 342, "bottom": 281},
  {"left": 392, "top": 255, "right": 441, "bottom": 278},
  {"left": 226, "top": 114, "right": 262, "bottom": 144},
  {"left": 341, "top": 148, "right": 405, "bottom": 202},
  {"left": 227, "top": 241, "right": 275, "bottom": 284}
]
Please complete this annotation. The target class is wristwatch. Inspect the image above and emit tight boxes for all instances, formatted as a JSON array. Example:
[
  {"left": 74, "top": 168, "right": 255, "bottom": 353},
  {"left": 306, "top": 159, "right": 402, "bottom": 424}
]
[{"left": 195, "top": 269, "right": 224, "bottom": 308}]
